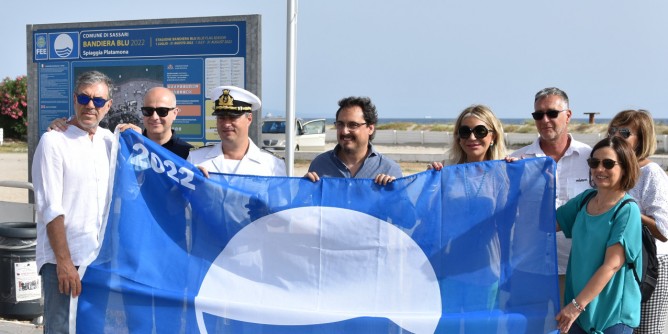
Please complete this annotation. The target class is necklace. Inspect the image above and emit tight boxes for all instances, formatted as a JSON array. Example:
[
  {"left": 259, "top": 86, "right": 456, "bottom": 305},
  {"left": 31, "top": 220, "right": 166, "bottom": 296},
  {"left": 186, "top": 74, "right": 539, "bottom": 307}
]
[
  {"left": 465, "top": 166, "right": 488, "bottom": 199},
  {"left": 591, "top": 192, "right": 625, "bottom": 215}
]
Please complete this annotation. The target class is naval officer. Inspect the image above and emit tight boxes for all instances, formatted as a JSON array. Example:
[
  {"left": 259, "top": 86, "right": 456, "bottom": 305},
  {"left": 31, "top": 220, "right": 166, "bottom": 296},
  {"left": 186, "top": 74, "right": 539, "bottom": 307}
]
[{"left": 188, "top": 85, "right": 286, "bottom": 176}]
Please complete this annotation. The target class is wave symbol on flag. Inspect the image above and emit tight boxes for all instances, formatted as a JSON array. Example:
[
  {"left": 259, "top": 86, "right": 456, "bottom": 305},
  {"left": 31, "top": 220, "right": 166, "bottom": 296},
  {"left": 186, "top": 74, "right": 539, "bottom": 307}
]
[{"left": 195, "top": 206, "right": 441, "bottom": 334}]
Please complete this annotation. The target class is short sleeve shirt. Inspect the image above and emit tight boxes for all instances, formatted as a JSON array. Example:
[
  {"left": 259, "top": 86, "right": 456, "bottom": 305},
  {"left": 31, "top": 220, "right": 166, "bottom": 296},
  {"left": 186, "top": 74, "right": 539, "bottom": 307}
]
[{"left": 556, "top": 189, "right": 642, "bottom": 332}]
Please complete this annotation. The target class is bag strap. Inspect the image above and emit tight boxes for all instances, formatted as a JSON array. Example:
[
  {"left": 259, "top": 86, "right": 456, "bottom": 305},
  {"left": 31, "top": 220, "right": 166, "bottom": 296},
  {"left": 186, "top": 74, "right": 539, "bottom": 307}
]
[
  {"left": 612, "top": 198, "right": 636, "bottom": 220},
  {"left": 577, "top": 190, "right": 597, "bottom": 213},
  {"left": 612, "top": 198, "right": 641, "bottom": 285}
]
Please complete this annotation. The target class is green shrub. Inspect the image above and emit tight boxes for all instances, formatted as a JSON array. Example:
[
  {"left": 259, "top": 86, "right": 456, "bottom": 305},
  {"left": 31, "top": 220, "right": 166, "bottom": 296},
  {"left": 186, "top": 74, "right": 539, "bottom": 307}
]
[
  {"left": 515, "top": 125, "right": 537, "bottom": 134},
  {"left": 375, "top": 122, "right": 414, "bottom": 131},
  {"left": 425, "top": 124, "right": 451, "bottom": 132}
]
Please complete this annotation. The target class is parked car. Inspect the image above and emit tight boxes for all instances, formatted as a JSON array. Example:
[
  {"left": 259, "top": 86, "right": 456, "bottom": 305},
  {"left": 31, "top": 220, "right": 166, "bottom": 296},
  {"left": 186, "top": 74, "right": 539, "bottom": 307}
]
[{"left": 261, "top": 117, "right": 326, "bottom": 151}]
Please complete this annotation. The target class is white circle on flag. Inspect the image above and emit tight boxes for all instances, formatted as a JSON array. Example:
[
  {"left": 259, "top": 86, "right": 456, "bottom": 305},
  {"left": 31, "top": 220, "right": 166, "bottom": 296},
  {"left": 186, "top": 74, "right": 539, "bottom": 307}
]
[{"left": 195, "top": 206, "right": 441, "bottom": 334}]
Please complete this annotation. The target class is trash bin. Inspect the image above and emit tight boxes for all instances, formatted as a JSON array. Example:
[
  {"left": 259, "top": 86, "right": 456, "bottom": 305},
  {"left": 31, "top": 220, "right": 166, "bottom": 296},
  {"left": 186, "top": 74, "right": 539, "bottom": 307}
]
[{"left": 0, "top": 222, "right": 43, "bottom": 321}]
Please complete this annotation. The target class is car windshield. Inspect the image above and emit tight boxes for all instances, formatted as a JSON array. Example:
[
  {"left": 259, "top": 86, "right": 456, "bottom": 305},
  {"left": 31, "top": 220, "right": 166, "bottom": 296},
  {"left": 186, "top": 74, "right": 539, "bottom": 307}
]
[{"left": 262, "top": 121, "right": 286, "bottom": 134}]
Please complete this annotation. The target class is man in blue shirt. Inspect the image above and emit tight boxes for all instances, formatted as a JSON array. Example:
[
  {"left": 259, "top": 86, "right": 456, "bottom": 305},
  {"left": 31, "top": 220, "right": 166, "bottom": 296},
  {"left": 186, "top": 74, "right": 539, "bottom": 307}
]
[{"left": 306, "top": 96, "right": 401, "bottom": 184}]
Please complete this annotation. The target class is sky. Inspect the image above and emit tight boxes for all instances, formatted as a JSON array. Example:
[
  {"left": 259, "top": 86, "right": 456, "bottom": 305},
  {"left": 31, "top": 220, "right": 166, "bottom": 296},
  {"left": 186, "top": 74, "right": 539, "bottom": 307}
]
[{"left": 2, "top": 0, "right": 668, "bottom": 120}]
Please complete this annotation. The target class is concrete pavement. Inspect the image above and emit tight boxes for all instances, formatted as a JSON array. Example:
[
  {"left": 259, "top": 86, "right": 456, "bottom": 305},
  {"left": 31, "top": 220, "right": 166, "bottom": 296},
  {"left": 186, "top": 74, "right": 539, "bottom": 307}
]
[{"left": 0, "top": 319, "right": 41, "bottom": 334}]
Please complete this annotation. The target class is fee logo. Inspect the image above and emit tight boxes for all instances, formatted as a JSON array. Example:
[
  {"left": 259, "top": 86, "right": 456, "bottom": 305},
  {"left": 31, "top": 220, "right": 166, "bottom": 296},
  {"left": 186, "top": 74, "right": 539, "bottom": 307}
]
[{"left": 34, "top": 34, "right": 48, "bottom": 60}]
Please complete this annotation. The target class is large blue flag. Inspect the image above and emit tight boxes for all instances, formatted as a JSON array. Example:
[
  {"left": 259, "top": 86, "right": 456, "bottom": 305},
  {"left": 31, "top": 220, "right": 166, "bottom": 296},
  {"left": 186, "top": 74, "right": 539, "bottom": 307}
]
[{"left": 74, "top": 130, "right": 559, "bottom": 333}]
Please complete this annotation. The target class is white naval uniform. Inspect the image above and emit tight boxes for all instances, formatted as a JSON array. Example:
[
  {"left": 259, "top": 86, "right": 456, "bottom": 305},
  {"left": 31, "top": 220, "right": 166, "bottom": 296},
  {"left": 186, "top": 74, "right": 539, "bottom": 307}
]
[{"left": 188, "top": 138, "right": 286, "bottom": 177}]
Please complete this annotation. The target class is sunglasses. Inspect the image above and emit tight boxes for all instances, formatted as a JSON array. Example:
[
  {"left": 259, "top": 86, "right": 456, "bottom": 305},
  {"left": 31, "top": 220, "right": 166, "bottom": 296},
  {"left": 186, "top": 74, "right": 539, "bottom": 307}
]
[
  {"left": 531, "top": 109, "right": 565, "bottom": 120},
  {"left": 458, "top": 125, "right": 492, "bottom": 139},
  {"left": 608, "top": 127, "right": 633, "bottom": 139},
  {"left": 141, "top": 107, "right": 176, "bottom": 117},
  {"left": 587, "top": 158, "right": 619, "bottom": 170},
  {"left": 76, "top": 94, "right": 109, "bottom": 108}
]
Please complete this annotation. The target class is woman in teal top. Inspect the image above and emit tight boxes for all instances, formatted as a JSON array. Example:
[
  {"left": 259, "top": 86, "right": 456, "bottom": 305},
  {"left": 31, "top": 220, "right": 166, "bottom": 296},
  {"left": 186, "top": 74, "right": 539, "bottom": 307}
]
[{"left": 556, "top": 136, "right": 642, "bottom": 334}]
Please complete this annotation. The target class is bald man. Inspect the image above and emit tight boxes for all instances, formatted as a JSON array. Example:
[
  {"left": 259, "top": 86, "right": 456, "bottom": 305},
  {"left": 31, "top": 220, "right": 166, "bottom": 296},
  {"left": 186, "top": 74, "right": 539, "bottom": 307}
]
[{"left": 118, "top": 87, "right": 192, "bottom": 158}]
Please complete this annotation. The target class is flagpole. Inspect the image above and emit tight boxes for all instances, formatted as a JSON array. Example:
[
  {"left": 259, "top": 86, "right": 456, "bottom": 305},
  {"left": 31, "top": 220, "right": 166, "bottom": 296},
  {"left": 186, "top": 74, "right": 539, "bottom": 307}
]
[{"left": 285, "top": 0, "right": 298, "bottom": 176}]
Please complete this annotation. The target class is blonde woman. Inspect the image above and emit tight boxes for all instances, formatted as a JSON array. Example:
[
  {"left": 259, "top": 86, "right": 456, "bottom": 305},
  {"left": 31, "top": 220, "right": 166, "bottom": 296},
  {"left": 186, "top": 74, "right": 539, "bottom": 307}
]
[
  {"left": 427, "top": 104, "right": 507, "bottom": 332},
  {"left": 429, "top": 104, "right": 506, "bottom": 170}
]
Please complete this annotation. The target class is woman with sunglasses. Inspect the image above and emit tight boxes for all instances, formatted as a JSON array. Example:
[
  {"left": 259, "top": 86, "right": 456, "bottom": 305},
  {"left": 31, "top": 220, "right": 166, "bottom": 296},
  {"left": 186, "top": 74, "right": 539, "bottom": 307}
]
[
  {"left": 608, "top": 110, "right": 668, "bottom": 334},
  {"left": 555, "top": 136, "right": 642, "bottom": 334},
  {"left": 426, "top": 105, "right": 506, "bottom": 332},
  {"left": 429, "top": 104, "right": 506, "bottom": 169}
]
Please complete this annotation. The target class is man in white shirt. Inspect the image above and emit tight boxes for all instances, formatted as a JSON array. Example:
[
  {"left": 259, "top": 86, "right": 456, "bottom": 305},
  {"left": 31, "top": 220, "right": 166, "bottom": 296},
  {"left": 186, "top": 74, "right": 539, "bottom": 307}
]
[
  {"left": 510, "top": 87, "right": 591, "bottom": 307},
  {"left": 188, "top": 85, "right": 286, "bottom": 176},
  {"left": 32, "top": 70, "right": 115, "bottom": 333}
]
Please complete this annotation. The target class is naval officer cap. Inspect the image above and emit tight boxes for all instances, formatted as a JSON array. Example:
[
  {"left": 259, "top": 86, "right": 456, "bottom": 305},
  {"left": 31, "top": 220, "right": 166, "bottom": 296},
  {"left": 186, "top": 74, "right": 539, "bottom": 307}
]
[{"left": 209, "top": 85, "right": 261, "bottom": 116}]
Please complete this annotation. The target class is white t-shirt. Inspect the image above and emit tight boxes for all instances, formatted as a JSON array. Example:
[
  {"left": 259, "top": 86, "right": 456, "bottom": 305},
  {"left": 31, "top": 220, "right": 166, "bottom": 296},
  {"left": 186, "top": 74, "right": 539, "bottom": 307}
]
[
  {"left": 32, "top": 126, "right": 114, "bottom": 272},
  {"left": 511, "top": 134, "right": 592, "bottom": 274}
]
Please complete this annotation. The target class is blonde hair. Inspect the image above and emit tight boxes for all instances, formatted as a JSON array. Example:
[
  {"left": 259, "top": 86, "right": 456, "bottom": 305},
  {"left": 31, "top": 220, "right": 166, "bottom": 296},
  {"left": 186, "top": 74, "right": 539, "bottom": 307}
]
[{"left": 449, "top": 104, "right": 506, "bottom": 164}]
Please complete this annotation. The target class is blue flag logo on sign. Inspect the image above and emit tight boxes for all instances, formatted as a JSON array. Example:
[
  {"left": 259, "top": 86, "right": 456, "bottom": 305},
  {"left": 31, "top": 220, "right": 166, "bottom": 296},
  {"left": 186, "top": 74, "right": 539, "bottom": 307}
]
[{"left": 75, "top": 130, "right": 559, "bottom": 333}]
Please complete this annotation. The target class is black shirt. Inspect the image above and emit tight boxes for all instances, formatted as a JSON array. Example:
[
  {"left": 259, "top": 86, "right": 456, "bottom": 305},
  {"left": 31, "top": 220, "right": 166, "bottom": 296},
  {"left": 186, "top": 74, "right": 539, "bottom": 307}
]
[{"left": 143, "top": 129, "right": 193, "bottom": 159}]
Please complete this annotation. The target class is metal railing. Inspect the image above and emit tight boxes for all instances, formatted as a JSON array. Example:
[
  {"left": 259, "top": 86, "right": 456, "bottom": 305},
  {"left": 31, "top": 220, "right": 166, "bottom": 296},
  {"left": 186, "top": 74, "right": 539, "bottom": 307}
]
[{"left": 0, "top": 181, "right": 34, "bottom": 224}]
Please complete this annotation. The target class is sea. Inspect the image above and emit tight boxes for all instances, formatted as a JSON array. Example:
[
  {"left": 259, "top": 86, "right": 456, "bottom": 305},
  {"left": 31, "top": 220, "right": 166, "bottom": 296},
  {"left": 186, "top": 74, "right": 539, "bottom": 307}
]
[{"left": 314, "top": 117, "right": 668, "bottom": 125}]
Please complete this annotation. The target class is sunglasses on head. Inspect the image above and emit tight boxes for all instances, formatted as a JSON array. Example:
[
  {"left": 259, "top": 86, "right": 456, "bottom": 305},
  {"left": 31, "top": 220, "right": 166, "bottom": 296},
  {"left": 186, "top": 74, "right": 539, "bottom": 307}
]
[
  {"left": 587, "top": 158, "right": 619, "bottom": 170},
  {"left": 608, "top": 127, "right": 633, "bottom": 139},
  {"left": 458, "top": 125, "right": 492, "bottom": 139},
  {"left": 531, "top": 109, "right": 565, "bottom": 120},
  {"left": 141, "top": 107, "right": 175, "bottom": 117},
  {"left": 76, "top": 94, "right": 109, "bottom": 108}
]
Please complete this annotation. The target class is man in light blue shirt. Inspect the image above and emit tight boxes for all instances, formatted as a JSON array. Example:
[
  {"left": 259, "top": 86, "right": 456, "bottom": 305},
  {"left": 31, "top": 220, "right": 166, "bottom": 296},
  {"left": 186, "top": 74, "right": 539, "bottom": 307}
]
[{"left": 306, "top": 96, "right": 401, "bottom": 184}]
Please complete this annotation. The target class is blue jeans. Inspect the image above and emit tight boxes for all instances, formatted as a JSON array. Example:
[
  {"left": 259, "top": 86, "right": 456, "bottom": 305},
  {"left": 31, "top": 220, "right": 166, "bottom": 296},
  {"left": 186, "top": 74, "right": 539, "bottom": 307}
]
[
  {"left": 41, "top": 263, "right": 71, "bottom": 334},
  {"left": 570, "top": 323, "right": 635, "bottom": 334}
]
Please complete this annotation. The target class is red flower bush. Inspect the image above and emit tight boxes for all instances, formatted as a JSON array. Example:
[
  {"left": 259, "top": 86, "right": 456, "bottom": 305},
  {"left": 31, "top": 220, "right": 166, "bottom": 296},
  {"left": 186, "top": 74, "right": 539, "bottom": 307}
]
[{"left": 0, "top": 75, "right": 28, "bottom": 139}]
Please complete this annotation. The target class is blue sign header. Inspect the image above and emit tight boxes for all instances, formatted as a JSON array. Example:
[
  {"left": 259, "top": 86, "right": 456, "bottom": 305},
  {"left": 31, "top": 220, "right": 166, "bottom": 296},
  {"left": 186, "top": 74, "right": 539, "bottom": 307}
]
[{"left": 33, "top": 23, "right": 245, "bottom": 61}]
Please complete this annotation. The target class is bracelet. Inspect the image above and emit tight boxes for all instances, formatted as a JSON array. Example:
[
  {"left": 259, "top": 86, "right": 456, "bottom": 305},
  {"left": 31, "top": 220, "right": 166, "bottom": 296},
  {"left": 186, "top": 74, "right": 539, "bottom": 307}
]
[{"left": 571, "top": 299, "right": 585, "bottom": 312}]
